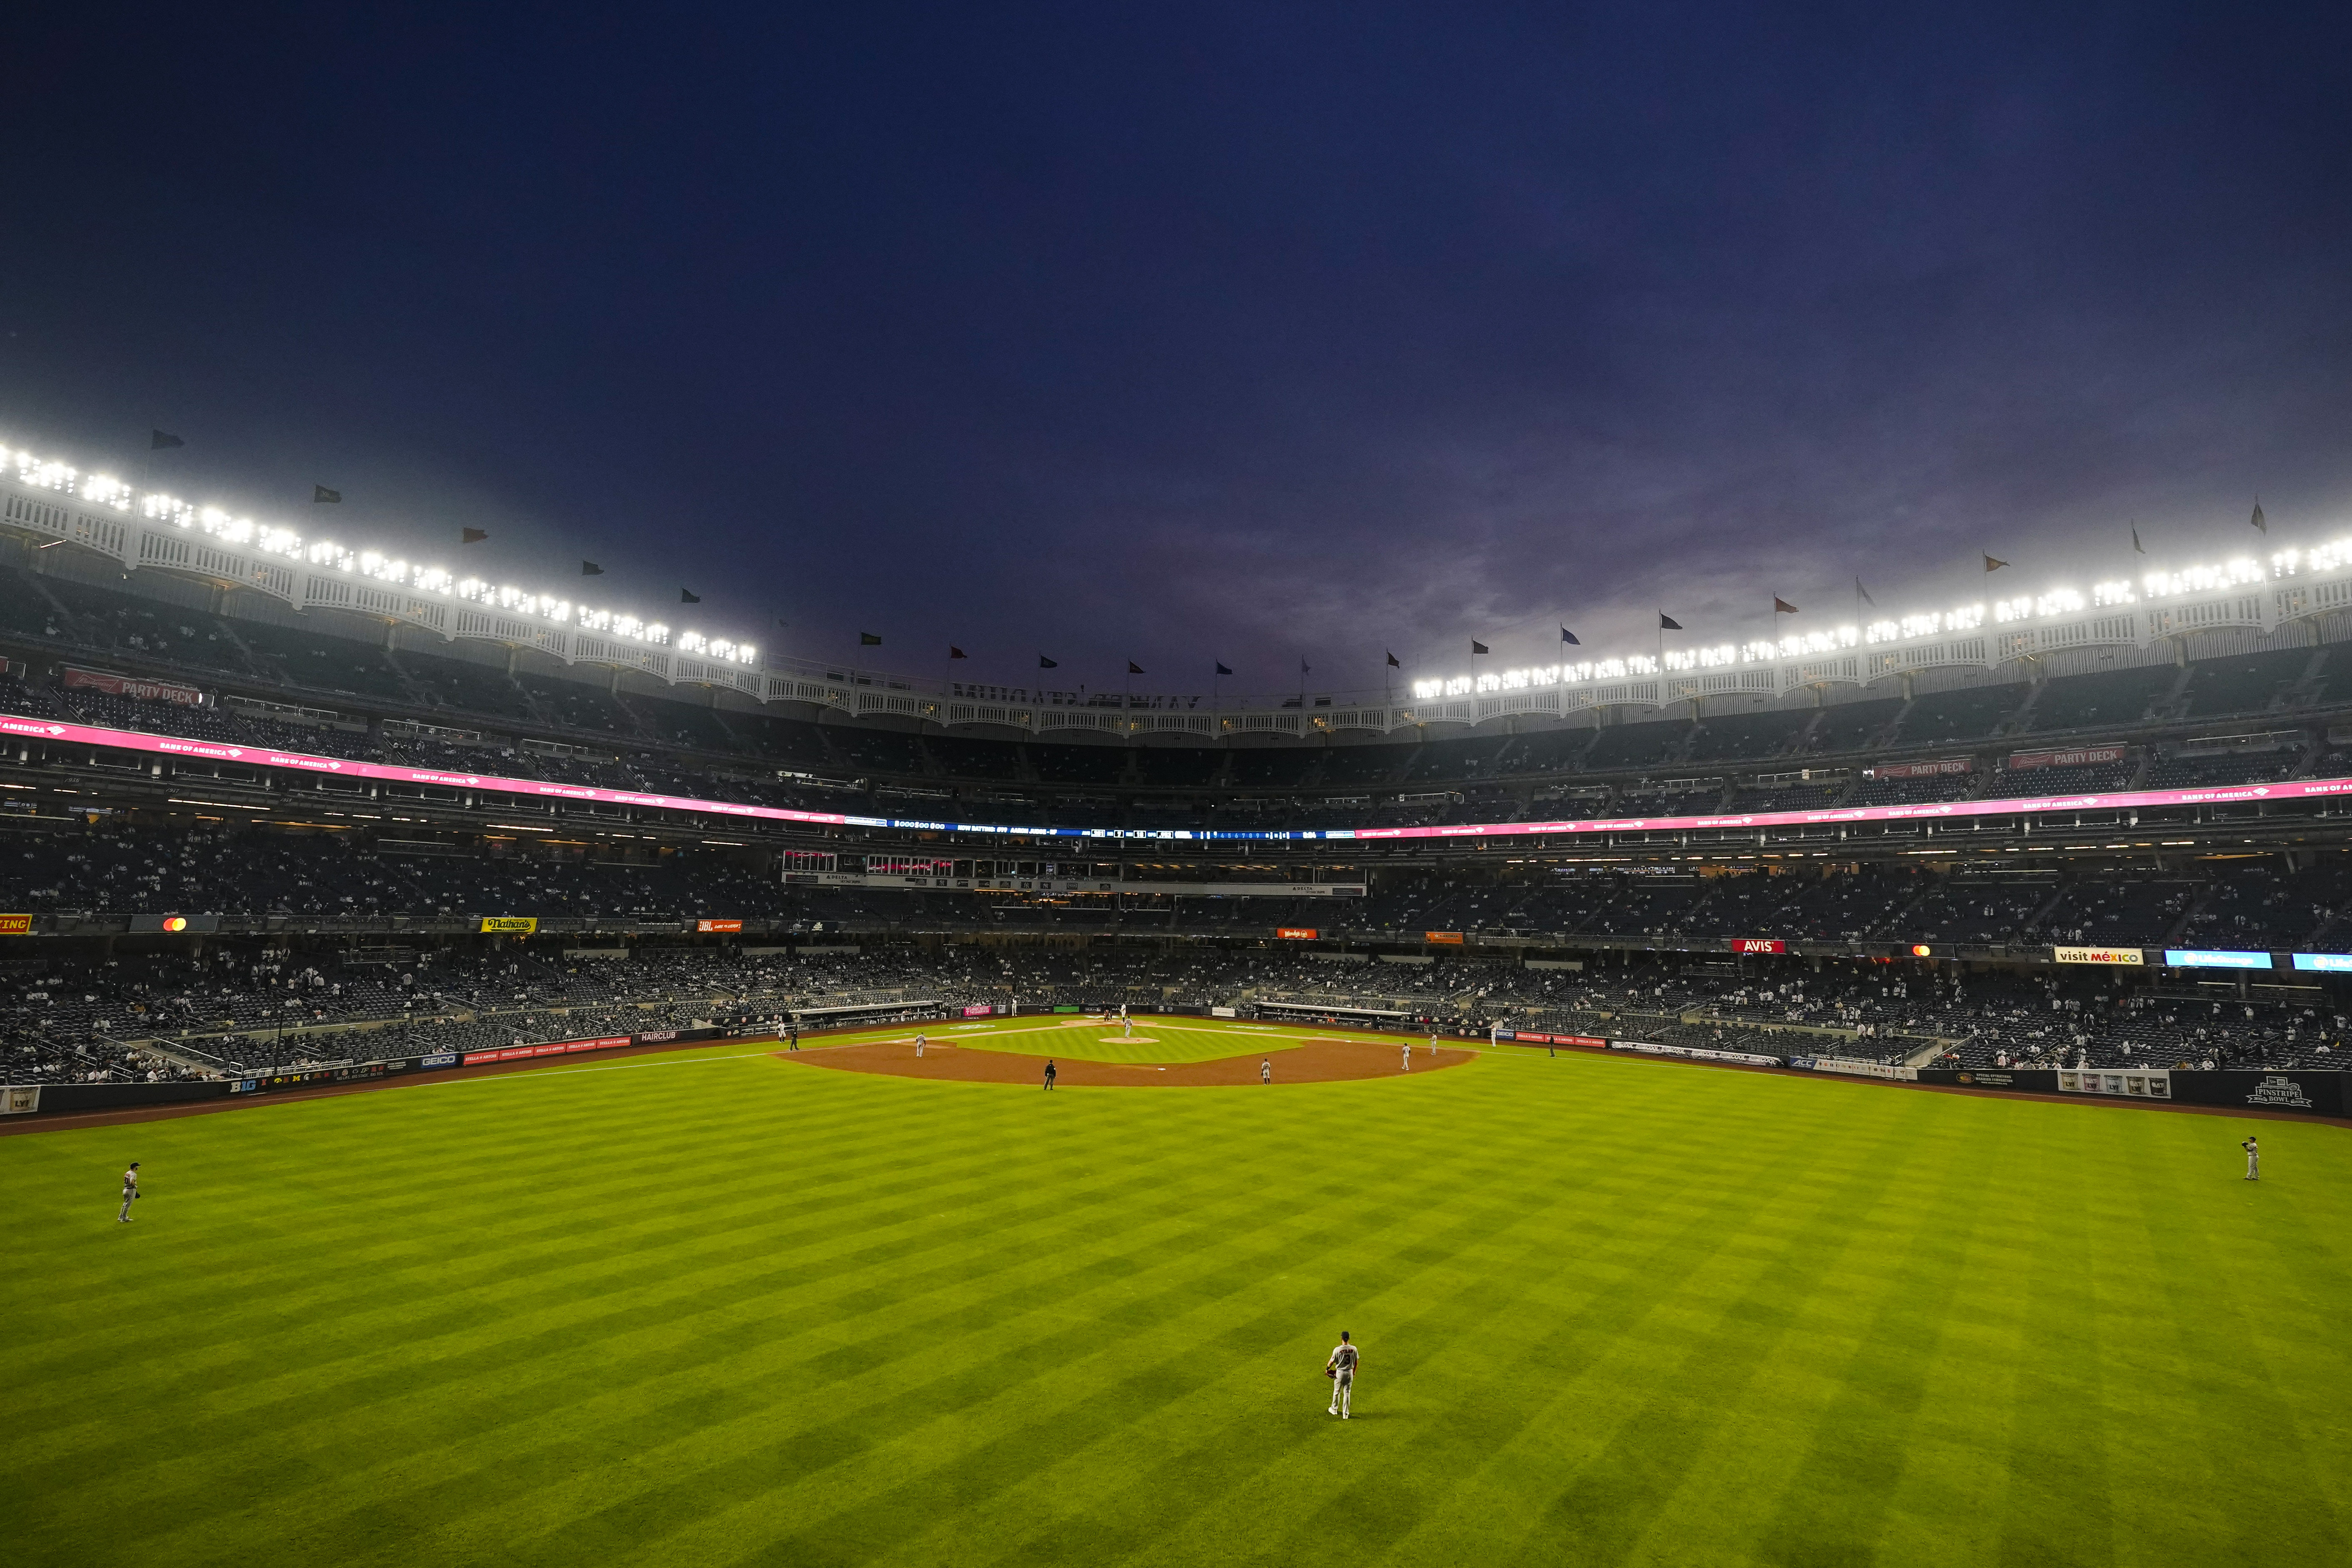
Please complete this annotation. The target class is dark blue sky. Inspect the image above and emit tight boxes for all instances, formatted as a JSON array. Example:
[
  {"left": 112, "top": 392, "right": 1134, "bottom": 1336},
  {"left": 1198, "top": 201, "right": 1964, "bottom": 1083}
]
[{"left": 2, "top": 5, "right": 2346, "bottom": 699}]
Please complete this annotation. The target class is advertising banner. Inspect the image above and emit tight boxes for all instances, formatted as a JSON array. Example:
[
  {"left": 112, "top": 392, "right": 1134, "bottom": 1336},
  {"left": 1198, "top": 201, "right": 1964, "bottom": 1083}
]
[
  {"left": 695, "top": 918, "right": 743, "bottom": 933},
  {"left": 2163, "top": 1070, "right": 2346, "bottom": 1116},
  {"left": 2163, "top": 949, "right": 2272, "bottom": 970},
  {"left": 461, "top": 1034, "right": 630, "bottom": 1065},
  {"left": 2290, "top": 953, "right": 2352, "bottom": 972},
  {"left": 1729, "top": 938, "right": 1786, "bottom": 954},
  {"left": 2, "top": 1084, "right": 39, "bottom": 1114},
  {"left": 1275, "top": 927, "right": 1319, "bottom": 939},
  {"left": 1916, "top": 1068, "right": 2062, "bottom": 1093},
  {"left": 1809, "top": 1058, "right": 1919, "bottom": 1080},
  {"left": 0, "top": 913, "right": 32, "bottom": 935},
  {"left": 1610, "top": 1039, "right": 1782, "bottom": 1068},
  {"left": 1862, "top": 758, "right": 1973, "bottom": 779},
  {"left": 2008, "top": 745, "right": 2128, "bottom": 770},
  {"left": 130, "top": 913, "right": 220, "bottom": 934},
  {"left": 479, "top": 916, "right": 538, "bottom": 934},
  {"left": 1211, "top": 1006, "right": 1238, "bottom": 1018},
  {"left": 62, "top": 665, "right": 206, "bottom": 706},
  {"left": 961, "top": 1004, "right": 995, "bottom": 1018},
  {"left": 1425, "top": 931, "right": 1465, "bottom": 944},
  {"left": 2053, "top": 945, "right": 2145, "bottom": 966},
  {"left": 2057, "top": 1067, "right": 2173, "bottom": 1100},
  {"left": 1510, "top": 1032, "right": 1606, "bottom": 1047}
]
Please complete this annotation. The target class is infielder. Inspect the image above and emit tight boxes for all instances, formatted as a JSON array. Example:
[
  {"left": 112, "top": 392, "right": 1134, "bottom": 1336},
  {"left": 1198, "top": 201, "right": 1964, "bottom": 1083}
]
[
  {"left": 1261, "top": 1057, "right": 1272, "bottom": 1084},
  {"left": 2244, "top": 1135, "right": 2259, "bottom": 1181},
  {"left": 118, "top": 1161, "right": 140, "bottom": 1223},
  {"left": 915, "top": 1033, "right": 926, "bottom": 1058},
  {"left": 1325, "top": 1332, "right": 1360, "bottom": 1418},
  {"left": 1401, "top": 1040, "right": 1411, "bottom": 1072}
]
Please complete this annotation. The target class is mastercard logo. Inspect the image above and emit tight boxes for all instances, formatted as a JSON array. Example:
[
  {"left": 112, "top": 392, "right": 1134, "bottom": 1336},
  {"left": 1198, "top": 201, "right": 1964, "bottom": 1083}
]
[
  {"left": 162, "top": 916, "right": 189, "bottom": 933},
  {"left": 1910, "top": 943, "right": 1932, "bottom": 957}
]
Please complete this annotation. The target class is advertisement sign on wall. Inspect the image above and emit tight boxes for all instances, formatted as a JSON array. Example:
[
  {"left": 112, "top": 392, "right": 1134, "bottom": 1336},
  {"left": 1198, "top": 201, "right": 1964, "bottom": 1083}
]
[
  {"left": 0, "top": 913, "right": 32, "bottom": 935},
  {"left": 2291, "top": 953, "right": 2352, "bottom": 972},
  {"left": 695, "top": 918, "right": 743, "bottom": 933},
  {"left": 2163, "top": 949, "right": 2272, "bottom": 970},
  {"left": 62, "top": 665, "right": 207, "bottom": 706},
  {"left": 1729, "top": 938, "right": 1786, "bottom": 954},
  {"left": 2053, "top": 946, "right": 2145, "bottom": 965},
  {"left": 1276, "top": 927, "right": 1320, "bottom": 939},
  {"left": 479, "top": 916, "right": 538, "bottom": 934},
  {"left": 1425, "top": 931, "right": 1465, "bottom": 944},
  {"left": 2008, "top": 745, "right": 2128, "bottom": 770}
]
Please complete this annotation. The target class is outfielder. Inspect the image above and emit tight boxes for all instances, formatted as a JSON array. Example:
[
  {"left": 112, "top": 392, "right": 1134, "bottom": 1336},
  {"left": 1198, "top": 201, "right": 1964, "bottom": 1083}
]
[
  {"left": 117, "top": 1161, "right": 139, "bottom": 1223},
  {"left": 1325, "top": 1332, "right": 1360, "bottom": 1417},
  {"left": 2244, "top": 1135, "right": 2259, "bottom": 1181},
  {"left": 1401, "top": 1040, "right": 1411, "bottom": 1072}
]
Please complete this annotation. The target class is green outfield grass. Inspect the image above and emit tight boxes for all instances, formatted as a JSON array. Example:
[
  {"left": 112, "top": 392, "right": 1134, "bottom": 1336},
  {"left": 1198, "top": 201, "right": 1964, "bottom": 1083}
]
[{"left": 6, "top": 1021, "right": 2349, "bottom": 1568}]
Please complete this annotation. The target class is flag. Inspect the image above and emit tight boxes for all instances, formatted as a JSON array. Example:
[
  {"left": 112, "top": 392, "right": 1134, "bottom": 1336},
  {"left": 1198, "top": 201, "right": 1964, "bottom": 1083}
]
[
  {"left": 1659, "top": 613, "right": 1682, "bottom": 631},
  {"left": 1774, "top": 597, "right": 1798, "bottom": 614},
  {"left": 949, "top": 646, "right": 967, "bottom": 659},
  {"left": 1128, "top": 660, "right": 1144, "bottom": 675},
  {"left": 1471, "top": 640, "right": 1489, "bottom": 655},
  {"left": 149, "top": 429, "right": 184, "bottom": 450},
  {"left": 2131, "top": 525, "right": 2144, "bottom": 555},
  {"left": 860, "top": 632, "right": 882, "bottom": 646},
  {"left": 2250, "top": 500, "right": 2267, "bottom": 535},
  {"left": 460, "top": 527, "right": 488, "bottom": 543},
  {"left": 1039, "top": 655, "right": 1058, "bottom": 669},
  {"left": 1386, "top": 650, "right": 1400, "bottom": 667},
  {"left": 1983, "top": 554, "right": 2008, "bottom": 572},
  {"left": 681, "top": 588, "right": 701, "bottom": 604},
  {"left": 1300, "top": 657, "right": 1311, "bottom": 676},
  {"left": 314, "top": 485, "right": 341, "bottom": 503},
  {"left": 581, "top": 560, "right": 603, "bottom": 575},
  {"left": 1215, "top": 661, "right": 1232, "bottom": 676},
  {"left": 1560, "top": 627, "right": 1579, "bottom": 646},
  {"left": 1855, "top": 578, "right": 1876, "bottom": 607}
]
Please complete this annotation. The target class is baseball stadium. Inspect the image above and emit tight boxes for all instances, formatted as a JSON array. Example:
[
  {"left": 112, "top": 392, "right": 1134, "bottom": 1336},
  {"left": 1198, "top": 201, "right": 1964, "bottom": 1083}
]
[{"left": 2, "top": 436, "right": 2347, "bottom": 1566}]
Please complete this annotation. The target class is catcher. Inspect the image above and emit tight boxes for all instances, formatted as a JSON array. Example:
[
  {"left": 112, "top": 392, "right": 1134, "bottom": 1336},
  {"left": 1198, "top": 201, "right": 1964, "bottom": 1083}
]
[{"left": 1324, "top": 1331, "right": 1360, "bottom": 1418}]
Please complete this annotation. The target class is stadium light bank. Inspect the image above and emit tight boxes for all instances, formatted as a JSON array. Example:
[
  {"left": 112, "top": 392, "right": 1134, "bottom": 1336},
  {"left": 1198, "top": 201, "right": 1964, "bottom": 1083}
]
[
  {"left": 0, "top": 441, "right": 758, "bottom": 667},
  {"left": 1408, "top": 547, "right": 2352, "bottom": 700}
]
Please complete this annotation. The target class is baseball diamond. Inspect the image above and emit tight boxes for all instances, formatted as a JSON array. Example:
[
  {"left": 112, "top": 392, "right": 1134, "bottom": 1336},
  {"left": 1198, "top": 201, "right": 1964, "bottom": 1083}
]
[{"left": 7, "top": 1014, "right": 2349, "bottom": 1566}]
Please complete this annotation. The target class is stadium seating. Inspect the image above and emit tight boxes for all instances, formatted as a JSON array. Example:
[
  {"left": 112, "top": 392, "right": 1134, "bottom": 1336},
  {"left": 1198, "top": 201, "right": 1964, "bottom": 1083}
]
[
  {"left": 2180, "top": 649, "right": 2313, "bottom": 718},
  {"left": 2029, "top": 663, "right": 2179, "bottom": 732}
]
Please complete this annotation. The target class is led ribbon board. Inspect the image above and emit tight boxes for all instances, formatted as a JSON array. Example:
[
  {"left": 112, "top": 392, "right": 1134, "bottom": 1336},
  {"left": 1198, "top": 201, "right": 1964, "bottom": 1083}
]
[{"left": 9, "top": 712, "right": 2352, "bottom": 844}]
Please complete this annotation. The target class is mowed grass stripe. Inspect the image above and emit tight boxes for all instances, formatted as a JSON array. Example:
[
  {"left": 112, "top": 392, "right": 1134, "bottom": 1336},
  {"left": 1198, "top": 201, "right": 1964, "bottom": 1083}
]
[{"left": 5, "top": 1025, "right": 2349, "bottom": 1568}]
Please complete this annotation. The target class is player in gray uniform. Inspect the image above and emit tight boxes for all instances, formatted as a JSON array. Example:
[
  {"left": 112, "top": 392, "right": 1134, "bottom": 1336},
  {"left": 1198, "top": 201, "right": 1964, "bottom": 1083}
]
[
  {"left": 1261, "top": 1057, "right": 1271, "bottom": 1084},
  {"left": 1401, "top": 1040, "right": 1411, "bottom": 1072},
  {"left": 2244, "top": 1135, "right": 2259, "bottom": 1181},
  {"left": 1325, "top": 1332, "right": 1360, "bottom": 1417},
  {"left": 915, "top": 1033, "right": 925, "bottom": 1058},
  {"left": 118, "top": 1161, "right": 139, "bottom": 1223}
]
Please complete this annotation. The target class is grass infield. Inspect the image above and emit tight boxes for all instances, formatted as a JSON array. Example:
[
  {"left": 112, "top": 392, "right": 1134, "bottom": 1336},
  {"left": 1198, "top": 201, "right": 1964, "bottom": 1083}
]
[{"left": 5, "top": 1016, "right": 2349, "bottom": 1567}]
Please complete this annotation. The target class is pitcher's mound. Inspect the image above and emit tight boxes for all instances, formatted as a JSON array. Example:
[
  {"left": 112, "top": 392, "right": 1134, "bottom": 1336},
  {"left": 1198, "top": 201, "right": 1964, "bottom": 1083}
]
[{"left": 782, "top": 1037, "right": 1476, "bottom": 1085}]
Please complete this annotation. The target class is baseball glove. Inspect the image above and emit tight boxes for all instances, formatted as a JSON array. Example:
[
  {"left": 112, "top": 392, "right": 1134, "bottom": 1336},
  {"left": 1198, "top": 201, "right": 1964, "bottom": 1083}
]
[{"left": 1323, "top": 1366, "right": 1337, "bottom": 1379}]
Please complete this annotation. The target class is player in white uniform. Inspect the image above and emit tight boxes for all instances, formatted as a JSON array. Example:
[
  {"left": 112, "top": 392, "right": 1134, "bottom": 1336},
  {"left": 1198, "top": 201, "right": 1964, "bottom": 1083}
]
[
  {"left": 2244, "top": 1135, "right": 2259, "bottom": 1181},
  {"left": 1400, "top": 1040, "right": 1411, "bottom": 1071},
  {"left": 915, "top": 1033, "right": 925, "bottom": 1058},
  {"left": 118, "top": 1161, "right": 139, "bottom": 1222},
  {"left": 1261, "top": 1057, "right": 1272, "bottom": 1083},
  {"left": 1325, "top": 1332, "right": 1359, "bottom": 1417},
  {"left": 1123, "top": 1013, "right": 1134, "bottom": 1037}
]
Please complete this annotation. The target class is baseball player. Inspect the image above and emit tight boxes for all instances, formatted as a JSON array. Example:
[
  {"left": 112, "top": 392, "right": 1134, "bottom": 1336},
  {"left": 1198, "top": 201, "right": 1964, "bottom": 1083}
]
[
  {"left": 2244, "top": 1135, "right": 2259, "bottom": 1181},
  {"left": 1401, "top": 1040, "right": 1411, "bottom": 1072},
  {"left": 1261, "top": 1057, "right": 1272, "bottom": 1084},
  {"left": 1325, "top": 1332, "right": 1360, "bottom": 1417},
  {"left": 1043, "top": 1058, "right": 1057, "bottom": 1090},
  {"left": 1123, "top": 1013, "right": 1134, "bottom": 1038},
  {"left": 915, "top": 1033, "right": 926, "bottom": 1058},
  {"left": 118, "top": 1161, "right": 140, "bottom": 1223}
]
